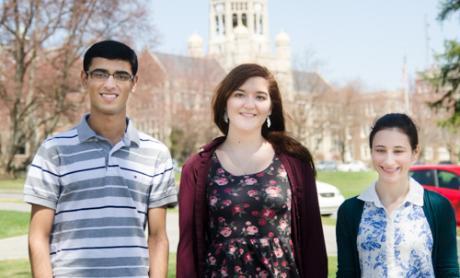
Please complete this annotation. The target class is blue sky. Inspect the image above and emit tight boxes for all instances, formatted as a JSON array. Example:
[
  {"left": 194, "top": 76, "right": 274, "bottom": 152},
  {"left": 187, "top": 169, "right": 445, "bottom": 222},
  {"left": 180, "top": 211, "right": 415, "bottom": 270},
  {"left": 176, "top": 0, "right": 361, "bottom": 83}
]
[{"left": 149, "top": 0, "right": 458, "bottom": 91}]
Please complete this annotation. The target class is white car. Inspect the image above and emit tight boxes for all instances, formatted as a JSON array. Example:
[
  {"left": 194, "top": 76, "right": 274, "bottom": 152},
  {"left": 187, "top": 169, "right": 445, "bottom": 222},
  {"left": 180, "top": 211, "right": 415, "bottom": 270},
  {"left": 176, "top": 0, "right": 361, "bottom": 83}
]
[
  {"left": 316, "top": 180, "right": 345, "bottom": 216},
  {"left": 337, "top": 160, "right": 368, "bottom": 172}
]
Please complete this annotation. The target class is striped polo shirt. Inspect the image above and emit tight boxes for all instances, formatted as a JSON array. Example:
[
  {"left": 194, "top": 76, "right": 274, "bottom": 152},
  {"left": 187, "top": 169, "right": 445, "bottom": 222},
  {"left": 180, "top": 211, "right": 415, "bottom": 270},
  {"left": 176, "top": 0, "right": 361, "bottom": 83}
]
[{"left": 24, "top": 115, "right": 177, "bottom": 277}]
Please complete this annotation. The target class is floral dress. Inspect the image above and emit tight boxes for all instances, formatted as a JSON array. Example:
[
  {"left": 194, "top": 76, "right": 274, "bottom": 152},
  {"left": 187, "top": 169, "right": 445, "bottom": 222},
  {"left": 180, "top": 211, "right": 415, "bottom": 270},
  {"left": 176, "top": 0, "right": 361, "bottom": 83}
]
[{"left": 204, "top": 153, "right": 299, "bottom": 278}]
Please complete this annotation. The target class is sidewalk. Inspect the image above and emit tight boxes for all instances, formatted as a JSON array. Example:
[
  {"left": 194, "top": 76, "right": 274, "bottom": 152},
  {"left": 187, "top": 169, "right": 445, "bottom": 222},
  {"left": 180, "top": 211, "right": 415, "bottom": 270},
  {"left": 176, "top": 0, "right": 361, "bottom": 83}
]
[{"left": 0, "top": 202, "right": 337, "bottom": 260}]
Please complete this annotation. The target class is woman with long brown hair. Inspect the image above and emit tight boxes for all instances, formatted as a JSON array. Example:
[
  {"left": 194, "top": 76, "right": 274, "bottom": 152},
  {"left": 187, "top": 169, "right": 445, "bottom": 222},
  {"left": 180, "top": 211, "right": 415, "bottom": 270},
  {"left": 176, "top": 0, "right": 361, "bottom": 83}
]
[{"left": 176, "top": 63, "right": 327, "bottom": 277}]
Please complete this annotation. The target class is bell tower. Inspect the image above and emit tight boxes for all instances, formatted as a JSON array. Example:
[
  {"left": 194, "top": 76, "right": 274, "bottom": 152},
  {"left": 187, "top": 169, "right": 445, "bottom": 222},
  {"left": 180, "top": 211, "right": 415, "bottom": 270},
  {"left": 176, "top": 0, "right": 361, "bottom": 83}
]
[{"left": 208, "top": 0, "right": 271, "bottom": 70}]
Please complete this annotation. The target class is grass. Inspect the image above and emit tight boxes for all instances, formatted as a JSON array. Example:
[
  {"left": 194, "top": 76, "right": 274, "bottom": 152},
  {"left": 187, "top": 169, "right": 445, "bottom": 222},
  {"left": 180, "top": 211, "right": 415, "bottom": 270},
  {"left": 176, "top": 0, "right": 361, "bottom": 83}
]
[
  {"left": 168, "top": 253, "right": 176, "bottom": 277},
  {"left": 317, "top": 171, "right": 377, "bottom": 198},
  {"left": 0, "top": 255, "right": 336, "bottom": 277},
  {"left": 328, "top": 256, "right": 337, "bottom": 277},
  {"left": 0, "top": 178, "right": 25, "bottom": 193},
  {"left": 0, "top": 210, "right": 30, "bottom": 239},
  {"left": 0, "top": 259, "right": 30, "bottom": 277},
  {"left": 321, "top": 216, "right": 336, "bottom": 226}
]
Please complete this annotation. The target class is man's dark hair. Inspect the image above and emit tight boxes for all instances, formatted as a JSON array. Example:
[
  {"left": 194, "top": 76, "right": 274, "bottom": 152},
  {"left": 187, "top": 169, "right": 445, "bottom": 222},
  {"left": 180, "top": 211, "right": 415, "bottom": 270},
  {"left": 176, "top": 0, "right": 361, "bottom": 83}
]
[{"left": 83, "top": 40, "right": 138, "bottom": 75}]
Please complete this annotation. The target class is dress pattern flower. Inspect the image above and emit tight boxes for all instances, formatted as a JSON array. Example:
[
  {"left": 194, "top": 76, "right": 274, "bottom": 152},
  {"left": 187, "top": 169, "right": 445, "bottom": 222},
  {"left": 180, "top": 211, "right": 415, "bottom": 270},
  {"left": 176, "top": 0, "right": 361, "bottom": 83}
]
[
  {"left": 204, "top": 153, "right": 299, "bottom": 277},
  {"left": 357, "top": 197, "right": 434, "bottom": 278}
]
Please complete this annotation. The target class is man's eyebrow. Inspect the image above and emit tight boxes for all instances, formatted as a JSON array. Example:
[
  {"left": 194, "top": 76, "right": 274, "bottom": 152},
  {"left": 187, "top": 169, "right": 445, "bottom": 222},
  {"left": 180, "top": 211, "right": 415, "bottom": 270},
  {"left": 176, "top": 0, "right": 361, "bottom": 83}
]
[
  {"left": 90, "top": 68, "right": 109, "bottom": 72},
  {"left": 90, "top": 68, "right": 131, "bottom": 74}
]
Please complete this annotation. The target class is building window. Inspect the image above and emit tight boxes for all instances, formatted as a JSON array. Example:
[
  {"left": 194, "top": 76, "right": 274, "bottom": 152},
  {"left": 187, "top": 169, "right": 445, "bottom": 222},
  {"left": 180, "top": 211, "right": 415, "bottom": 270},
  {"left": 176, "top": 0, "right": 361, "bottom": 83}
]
[
  {"left": 259, "top": 17, "right": 263, "bottom": 34},
  {"left": 242, "top": 13, "right": 247, "bottom": 27},
  {"left": 232, "top": 13, "right": 238, "bottom": 27},
  {"left": 222, "top": 15, "right": 226, "bottom": 34}
]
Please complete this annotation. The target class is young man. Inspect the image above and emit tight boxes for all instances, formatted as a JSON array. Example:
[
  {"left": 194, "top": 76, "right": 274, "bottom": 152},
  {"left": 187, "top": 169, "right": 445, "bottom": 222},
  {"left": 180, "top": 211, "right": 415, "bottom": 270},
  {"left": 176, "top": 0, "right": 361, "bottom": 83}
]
[{"left": 24, "top": 40, "right": 177, "bottom": 277}]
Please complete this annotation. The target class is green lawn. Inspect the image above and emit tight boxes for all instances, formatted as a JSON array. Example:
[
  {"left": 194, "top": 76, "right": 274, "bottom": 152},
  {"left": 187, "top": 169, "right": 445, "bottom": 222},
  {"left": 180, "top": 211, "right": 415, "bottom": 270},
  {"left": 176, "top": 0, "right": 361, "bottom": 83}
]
[
  {"left": 317, "top": 170, "right": 377, "bottom": 198},
  {"left": 0, "top": 259, "right": 30, "bottom": 277},
  {"left": 328, "top": 256, "right": 337, "bottom": 277},
  {"left": 321, "top": 216, "right": 336, "bottom": 226},
  {"left": 0, "top": 255, "right": 336, "bottom": 277},
  {"left": 0, "top": 178, "right": 25, "bottom": 193},
  {"left": 0, "top": 210, "right": 30, "bottom": 239}
]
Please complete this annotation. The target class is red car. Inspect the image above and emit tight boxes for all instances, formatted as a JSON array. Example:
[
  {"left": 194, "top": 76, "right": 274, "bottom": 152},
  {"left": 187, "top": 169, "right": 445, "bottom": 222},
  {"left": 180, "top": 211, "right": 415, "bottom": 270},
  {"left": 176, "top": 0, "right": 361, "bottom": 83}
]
[{"left": 409, "top": 164, "right": 460, "bottom": 225}]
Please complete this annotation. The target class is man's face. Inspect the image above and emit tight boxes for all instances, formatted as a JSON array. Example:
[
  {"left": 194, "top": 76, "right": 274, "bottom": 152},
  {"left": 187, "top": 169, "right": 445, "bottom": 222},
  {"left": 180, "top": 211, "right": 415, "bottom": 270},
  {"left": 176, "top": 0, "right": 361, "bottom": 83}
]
[{"left": 81, "top": 57, "right": 137, "bottom": 117}]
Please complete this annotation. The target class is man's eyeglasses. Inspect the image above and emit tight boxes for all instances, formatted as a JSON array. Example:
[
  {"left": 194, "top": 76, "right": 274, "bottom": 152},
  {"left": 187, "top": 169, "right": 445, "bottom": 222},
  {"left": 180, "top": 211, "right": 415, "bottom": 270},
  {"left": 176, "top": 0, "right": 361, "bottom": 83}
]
[{"left": 86, "top": 69, "right": 134, "bottom": 82}]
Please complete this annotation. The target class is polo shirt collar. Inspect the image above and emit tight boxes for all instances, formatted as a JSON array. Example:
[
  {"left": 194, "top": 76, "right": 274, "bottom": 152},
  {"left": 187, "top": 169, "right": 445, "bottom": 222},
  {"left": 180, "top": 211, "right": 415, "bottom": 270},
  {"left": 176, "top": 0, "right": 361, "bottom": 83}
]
[
  {"left": 76, "top": 113, "right": 140, "bottom": 147},
  {"left": 358, "top": 177, "right": 424, "bottom": 207}
]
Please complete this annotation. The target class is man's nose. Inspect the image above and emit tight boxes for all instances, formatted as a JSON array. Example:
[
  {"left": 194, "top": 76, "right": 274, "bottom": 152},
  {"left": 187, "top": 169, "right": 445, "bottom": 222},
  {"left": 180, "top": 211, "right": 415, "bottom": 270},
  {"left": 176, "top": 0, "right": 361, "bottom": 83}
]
[{"left": 103, "top": 75, "right": 116, "bottom": 88}]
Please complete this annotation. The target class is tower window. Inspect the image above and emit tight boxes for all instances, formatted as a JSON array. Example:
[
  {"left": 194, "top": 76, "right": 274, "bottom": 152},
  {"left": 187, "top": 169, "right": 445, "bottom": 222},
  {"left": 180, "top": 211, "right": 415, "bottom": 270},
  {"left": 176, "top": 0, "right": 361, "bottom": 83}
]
[
  {"left": 259, "top": 17, "right": 263, "bottom": 34},
  {"left": 233, "top": 13, "right": 238, "bottom": 27},
  {"left": 242, "top": 13, "right": 247, "bottom": 27},
  {"left": 222, "top": 15, "right": 226, "bottom": 34},
  {"left": 254, "top": 14, "right": 257, "bottom": 33},
  {"left": 215, "top": 15, "right": 220, "bottom": 33}
]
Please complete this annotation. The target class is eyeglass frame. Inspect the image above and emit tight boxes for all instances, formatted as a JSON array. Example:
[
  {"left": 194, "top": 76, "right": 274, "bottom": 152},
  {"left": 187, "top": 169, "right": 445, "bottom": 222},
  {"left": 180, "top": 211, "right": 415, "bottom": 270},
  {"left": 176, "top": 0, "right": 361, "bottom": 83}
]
[{"left": 85, "top": 69, "right": 135, "bottom": 82}]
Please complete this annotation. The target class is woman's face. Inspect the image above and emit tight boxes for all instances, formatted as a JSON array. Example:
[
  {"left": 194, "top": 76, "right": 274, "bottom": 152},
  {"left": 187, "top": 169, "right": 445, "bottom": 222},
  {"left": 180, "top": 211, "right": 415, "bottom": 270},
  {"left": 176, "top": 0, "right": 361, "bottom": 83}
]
[
  {"left": 226, "top": 76, "right": 272, "bottom": 133},
  {"left": 371, "top": 128, "right": 418, "bottom": 185}
]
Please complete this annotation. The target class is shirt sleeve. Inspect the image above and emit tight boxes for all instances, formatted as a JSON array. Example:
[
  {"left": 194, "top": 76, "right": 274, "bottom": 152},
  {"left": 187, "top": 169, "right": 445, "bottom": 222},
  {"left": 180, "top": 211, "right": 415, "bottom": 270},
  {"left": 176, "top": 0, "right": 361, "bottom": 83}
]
[
  {"left": 176, "top": 159, "right": 199, "bottom": 277},
  {"left": 433, "top": 194, "right": 459, "bottom": 277},
  {"left": 148, "top": 146, "right": 178, "bottom": 208},
  {"left": 336, "top": 199, "right": 360, "bottom": 278},
  {"left": 23, "top": 142, "right": 61, "bottom": 209}
]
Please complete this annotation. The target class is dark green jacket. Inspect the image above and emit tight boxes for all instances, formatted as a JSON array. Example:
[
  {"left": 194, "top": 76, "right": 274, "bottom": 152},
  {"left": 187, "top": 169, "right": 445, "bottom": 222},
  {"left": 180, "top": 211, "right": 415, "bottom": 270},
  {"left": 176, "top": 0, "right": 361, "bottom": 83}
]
[{"left": 336, "top": 189, "right": 459, "bottom": 278}]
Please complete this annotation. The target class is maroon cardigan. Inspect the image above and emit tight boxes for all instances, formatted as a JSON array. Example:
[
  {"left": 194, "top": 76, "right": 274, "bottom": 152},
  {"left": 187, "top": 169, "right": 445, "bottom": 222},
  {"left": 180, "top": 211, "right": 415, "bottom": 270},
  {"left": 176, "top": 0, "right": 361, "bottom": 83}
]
[{"left": 176, "top": 137, "right": 328, "bottom": 277}]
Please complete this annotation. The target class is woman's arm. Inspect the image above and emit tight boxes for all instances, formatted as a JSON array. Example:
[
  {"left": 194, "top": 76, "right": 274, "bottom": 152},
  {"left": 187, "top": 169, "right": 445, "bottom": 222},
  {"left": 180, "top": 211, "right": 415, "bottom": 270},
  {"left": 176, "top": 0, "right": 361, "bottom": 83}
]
[
  {"left": 433, "top": 195, "right": 459, "bottom": 277},
  {"left": 299, "top": 163, "right": 328, "bottom": 277},
  {"left": 336, "top": 200, "right": 360, "bottom": 278},
  {"left": 176, "top": 162, "right": 198, "bottom": 278}
]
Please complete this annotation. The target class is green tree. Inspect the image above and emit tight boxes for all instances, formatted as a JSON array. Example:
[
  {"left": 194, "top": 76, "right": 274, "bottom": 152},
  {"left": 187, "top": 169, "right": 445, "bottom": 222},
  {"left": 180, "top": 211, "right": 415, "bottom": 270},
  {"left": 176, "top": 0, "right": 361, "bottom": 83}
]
[{"left": 429, "top": 0, "right": 460, "bottom": 127}]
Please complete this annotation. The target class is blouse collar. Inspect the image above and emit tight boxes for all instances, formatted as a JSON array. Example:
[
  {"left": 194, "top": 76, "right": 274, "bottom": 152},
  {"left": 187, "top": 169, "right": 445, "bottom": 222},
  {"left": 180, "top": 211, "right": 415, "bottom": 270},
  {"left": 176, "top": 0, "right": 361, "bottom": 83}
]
[{"left": 358, "top": 177, "right": 424, "bottom": 208}]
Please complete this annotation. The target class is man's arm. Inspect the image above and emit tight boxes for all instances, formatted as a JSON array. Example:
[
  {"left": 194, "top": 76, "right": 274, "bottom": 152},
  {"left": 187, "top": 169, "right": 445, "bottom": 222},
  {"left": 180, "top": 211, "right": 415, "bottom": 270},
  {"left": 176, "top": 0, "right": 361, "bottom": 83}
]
[
  {"left": 28, "top": 204, "right": 55, "bottom": 278},
  {"left": 147, "top": 207, "right": 169, "bottom": 278}
]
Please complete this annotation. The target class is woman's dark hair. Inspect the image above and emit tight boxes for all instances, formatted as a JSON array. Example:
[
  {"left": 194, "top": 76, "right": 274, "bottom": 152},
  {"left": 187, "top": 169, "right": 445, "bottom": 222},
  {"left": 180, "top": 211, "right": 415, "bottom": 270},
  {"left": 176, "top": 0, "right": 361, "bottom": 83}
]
[
  {"left": 212, "top": 63, "right": 316, "bottom": 174},
  {"left": 369, "top": 113, "right": 418, "bottom": 150},
  {"left": 83, "top": 40, "right": 138, "bottom": 75}
]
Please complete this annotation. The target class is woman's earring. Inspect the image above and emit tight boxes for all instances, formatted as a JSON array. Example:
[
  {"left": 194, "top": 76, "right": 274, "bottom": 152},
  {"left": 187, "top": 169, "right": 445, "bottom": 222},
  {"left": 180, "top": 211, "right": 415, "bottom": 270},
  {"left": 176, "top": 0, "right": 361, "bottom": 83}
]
[
  {"left": 266, "top": 116, "right": 271, "bottom": 128},
  {"left": 224, "top": 112, "right": 228, "bottom": 123}
]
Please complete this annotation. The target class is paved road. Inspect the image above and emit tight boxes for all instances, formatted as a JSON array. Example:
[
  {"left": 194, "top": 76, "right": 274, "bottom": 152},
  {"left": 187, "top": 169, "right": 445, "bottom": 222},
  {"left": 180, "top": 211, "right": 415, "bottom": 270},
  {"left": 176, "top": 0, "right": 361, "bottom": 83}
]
[{"left": 0, "top": 202, "right": 337, "bottom": 260}]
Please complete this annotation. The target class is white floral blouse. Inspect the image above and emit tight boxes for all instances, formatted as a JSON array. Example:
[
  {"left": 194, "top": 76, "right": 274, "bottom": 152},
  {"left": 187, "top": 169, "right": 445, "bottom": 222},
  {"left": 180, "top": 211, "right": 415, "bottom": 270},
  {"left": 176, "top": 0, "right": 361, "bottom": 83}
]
[{"left": 357, "top": 178, "right": 435, "bottom": 278}]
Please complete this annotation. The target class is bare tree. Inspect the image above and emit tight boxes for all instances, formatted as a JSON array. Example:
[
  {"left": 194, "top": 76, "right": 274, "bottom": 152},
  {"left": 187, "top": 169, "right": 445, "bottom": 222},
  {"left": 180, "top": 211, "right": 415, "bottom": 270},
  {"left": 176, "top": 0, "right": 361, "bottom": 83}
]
[{"left": 0, "top": 0, "right": 157, "bottom": 176}]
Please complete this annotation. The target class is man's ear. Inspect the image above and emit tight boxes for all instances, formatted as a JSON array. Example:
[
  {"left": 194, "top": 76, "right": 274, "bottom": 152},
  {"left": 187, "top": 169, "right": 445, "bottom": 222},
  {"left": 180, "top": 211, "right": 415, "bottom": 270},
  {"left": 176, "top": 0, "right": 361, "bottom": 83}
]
[
  {"left": 81, "top": 70, "right": 88, "bottom": 87},
  {"left": 131, "top": 75, "right": 139, "bottom": 92}
]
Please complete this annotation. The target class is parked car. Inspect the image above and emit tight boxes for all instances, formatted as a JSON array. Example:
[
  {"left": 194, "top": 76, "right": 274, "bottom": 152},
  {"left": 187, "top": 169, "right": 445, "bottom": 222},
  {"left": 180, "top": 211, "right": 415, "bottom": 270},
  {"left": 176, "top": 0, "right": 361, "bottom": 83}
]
[
  {"left": 316, "top": 160, "right": 338, "bottom": 171},
  {"left": 337, "top": 160, "right": 368, "bottom": 172},
  {"left": 316, "top": 180, "right": 345, "bottom": 216},
  {"left": 409, "top": 164, "right": 460, "bottom": 225}
]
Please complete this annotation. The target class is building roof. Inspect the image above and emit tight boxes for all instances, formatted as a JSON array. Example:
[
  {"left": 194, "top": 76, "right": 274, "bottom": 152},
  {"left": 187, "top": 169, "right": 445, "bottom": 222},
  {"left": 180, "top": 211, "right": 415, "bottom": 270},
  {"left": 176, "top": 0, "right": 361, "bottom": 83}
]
[
  {"left": 153, "top": 52, "right": 226, "bottom": 86},
  {"left": 292, "top": 70, "right": 332, "bottom": 94}
]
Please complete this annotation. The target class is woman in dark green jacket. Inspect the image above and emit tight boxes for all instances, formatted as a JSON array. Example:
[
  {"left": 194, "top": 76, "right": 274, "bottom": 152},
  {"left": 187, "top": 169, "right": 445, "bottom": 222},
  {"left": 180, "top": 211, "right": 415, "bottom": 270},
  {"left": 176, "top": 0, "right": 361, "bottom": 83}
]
[{"left": 336, "top": 113, "right": 459, "bottom": 277}]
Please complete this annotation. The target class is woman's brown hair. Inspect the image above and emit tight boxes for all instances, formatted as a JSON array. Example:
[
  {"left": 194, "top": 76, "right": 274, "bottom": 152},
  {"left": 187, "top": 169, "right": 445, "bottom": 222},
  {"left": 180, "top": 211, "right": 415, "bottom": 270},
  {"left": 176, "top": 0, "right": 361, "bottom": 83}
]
[{"left": 212, "top": 63, "right": 316, "bottom": 175}]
